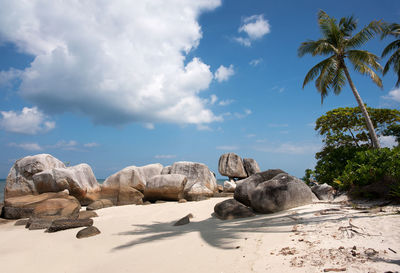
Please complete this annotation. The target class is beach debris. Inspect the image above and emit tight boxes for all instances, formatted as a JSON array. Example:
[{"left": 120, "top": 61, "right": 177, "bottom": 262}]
[
  {"left": 323, "top": 268, "right": 346, "bottom": 272},
  {"left": 46, "top": 218, "right": 93, "bottom": 232},
  {"left": 76, "top": 226, "right": 101, "bottom": 239},
  {"left": 279, "top": 247, "right": 297, "bottom": 255},
  {"left": 364, "top": 248, "right": 378, "bottom": 257},
  {"left": 338, "top": 219, "right": 378, "bottom": 238},
  {"left": 214, "top": 199, "right": 255, "bottom": 220},
  {"left": 242, "top": 158, "right": 261, "bottom": 177},
  {"left": 78, "top": 210, "right": 98, "bottom": 219},
  {"left": 173, "top": 213, "right": 193, "bottom": 226},
  {"left": 86, "top": 199, "right": 113, "bottom": 211},
  {"left": 218, "top": 153, "right": 247, "bottom": 179},
  {"left": 388, "top": 248, "right": 397, "bottom": 254}
]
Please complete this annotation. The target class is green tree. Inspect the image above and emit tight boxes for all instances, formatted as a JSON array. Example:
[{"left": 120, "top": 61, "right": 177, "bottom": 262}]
[
  {"left": 315, "top": 107, "right": 400, "bottom": 147},
  {"left": 298, "top": 10, "right": 383, "bottom": 148},
  {"left": 381, "top": 23, "right": 400, "bottom": 86}
]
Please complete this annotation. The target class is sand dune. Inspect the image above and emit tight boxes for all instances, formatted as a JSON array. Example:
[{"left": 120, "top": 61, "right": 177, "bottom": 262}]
[{"left": 0, "top": 197, "right": 399, "bottom": 273}]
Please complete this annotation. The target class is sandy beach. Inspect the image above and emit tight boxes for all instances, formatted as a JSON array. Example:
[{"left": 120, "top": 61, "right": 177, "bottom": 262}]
[{"left": 0, "top": 197, "right": 399, "bottom": 273}]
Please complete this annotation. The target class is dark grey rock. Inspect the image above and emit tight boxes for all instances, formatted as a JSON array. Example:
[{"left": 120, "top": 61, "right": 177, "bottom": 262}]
[
  {"left": 78, "top": 211, "right": 98, "bottom": 219},
  {"left": 218, "top": 153, "right": 247, "bottom": 178},
  {"left": 311, "top": 183, "right": 335, "bottom": 201},
  {"left": 243, "top": 158, "right": 261, "bottom": 176},
  {"left": 214, "top": 199, "right": 255, "bottom": 220},
  {"left": 250, "top": 173, "right": 313, "bottom": 213},
  {"left": 14, "top": 219, "right": 29, "bottom": 226},
  {"left": 76, "top": 226, "right": 101, "bottom": 239},
  {"left": 46, "top": 218, "right": 93, "bottom": 233},
  {"left": 234, "top": 169, "right": 287, "bottom": 207},
  {"left": 173, "top": 213, "right": 193, "bottom": 226},
  {"left": 26, "top": 218, "right": 52, "bottom": 230}
]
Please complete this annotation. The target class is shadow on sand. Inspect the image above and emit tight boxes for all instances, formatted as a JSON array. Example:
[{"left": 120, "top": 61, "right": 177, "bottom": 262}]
[{"left": 111, "top": 203, "right": 385, "bottom": 252}]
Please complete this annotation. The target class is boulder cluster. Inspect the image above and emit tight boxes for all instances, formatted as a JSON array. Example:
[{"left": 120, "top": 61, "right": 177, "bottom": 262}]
[{"left": 214, "top": 153, "right": 315, "bottom": 220}]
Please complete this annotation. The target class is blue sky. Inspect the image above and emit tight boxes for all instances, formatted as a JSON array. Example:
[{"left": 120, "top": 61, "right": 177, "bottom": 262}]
[{"left": 0, "top": 0, "right": 399, "bottom": 179}]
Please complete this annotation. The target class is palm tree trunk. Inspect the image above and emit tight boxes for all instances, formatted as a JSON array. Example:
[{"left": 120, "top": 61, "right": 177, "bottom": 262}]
[{"left": 342, "top": 65, "right": 381, "bottom": 148}]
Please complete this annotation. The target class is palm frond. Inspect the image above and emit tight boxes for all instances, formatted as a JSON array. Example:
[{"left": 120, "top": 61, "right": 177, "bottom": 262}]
[
  {"left": 383, "top": 50, "right": 400, "bottom": 86},
  {"left": 347, "top": 50, "right": 382, "bottom": 71},
  {"left": 347, "top": 21, "right": 382, "bottom": 49},
  {"left": 381, "top": 23, "right": 400, "bottom": 39},
  {"left": 382, "top": 39, "right": 400, "bottom": 57},
  {"left": 302, "top": 57, "right": 334, "bottom": 88},
  {"left": 331, "top": 67, "right": 346, "bottom": 94},
  {"left": 298, "top": 39, "right": 336, "bottom": 57},
  {"left": 339, "top": 15, "right": 357, "bottom": 37},
  {"left": 348, "top": 55, "right": 383, "bottom": 88},
  {"left": 315, "top": 59, "right": 338, "bottom": 103}
]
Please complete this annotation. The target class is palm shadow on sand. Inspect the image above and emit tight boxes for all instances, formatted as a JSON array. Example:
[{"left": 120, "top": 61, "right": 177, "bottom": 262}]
[{"left": 111, "top": 204, "right": 384, "bottom": 251}]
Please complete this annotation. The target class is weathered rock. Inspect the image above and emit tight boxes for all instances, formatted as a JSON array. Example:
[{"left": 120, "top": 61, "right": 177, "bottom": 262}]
[
  {"left": 47, "top": 218, "right": 93, "bottom": 233},
  {"left": 218, "top": 153, "right": 247, "bottom": 179},
  {"left": 3, "top": 191, "right": 71, "bottom": 219},
  {"left": 76, "top": 226, "right": 101, "bottom": 238},
  {"left": 223, "top": 180, "right": 236, "bottom": 193},
  {"left": 170, "top": 161, "right": 217, "bottom": 200},
  {"left": 217, "top": 185, "right": 223, "bottom": 193},
  {"left": 312, "top": 183, "right": 335, "bottom": 201},
  {"left": 243, "top": 158, "right": 261, "bottom": 176},
  {"left": 86, "top": 199, "right": 114, "bottom": 210},
  {"left": 144, "top": 174, "right": 187, "bottom": 201},
  {"left": 78, "top": 211, "right": 98, "bottom": 219},
  {"left": 185, "top": 184, "right": 213, "bottom": 201},
  {"left": 234, "top": 169, "right": 287, "bottom": 207},
  {"left": 173, "top": 213, "right": 193, "bottom": 226},
  {"left": 5, "top": 154, "right": 66, "bottom": 199},
  {"left": 0, "top": 202, "right": 3, "bottom": 217},
  {"left": 103, "top": 163, "right": 163, "bottom": 192},
  {"left": 26, "top": 218, "right": 53, "bottom": 230},
  {"left": 161, "top": 166, "right": 172, "bottom": 175},
  {"left": 32, "top": 164, "right": 101, "bottom": 205},
  {"left": 30, "top": 196, "right": 81, "bottom": 221},
  {"left": 250, "top": 173, "right": 314, "bottom": 213},
  {"left": 178, "top": 199, "right": 187, "bottom": 203},
  {"left": 117, "top": 186, "right": 144, "bottom": 206},
  {"left": 214, "top": 199, "right": 255, "bottom": 220},
  {"left": 14, "top": 219, "right": 29, "bottom": 226}
]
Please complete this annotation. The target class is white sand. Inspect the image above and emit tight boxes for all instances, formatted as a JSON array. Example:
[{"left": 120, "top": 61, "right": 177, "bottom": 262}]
[{"left": 0, "top": 197, "right": 399, "bottom": 273}]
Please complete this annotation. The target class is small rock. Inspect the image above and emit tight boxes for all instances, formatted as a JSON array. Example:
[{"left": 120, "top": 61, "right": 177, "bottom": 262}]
[
  {"left": 173, "top": 213, "right": 193, "bottom": 226},
  {"left": 46, "top": 218, "right": 93, "bottom": 233},
  {"left": 14, "top": 219, "right": 29, "bottom": 226},
  {"left": 26, "top": 218, "right": 52, "bottom": 230},
  {"left": 142, "top": 201, "right": 151, "bottom": 205},
  {"left": 364, "top": 248, "right": 378, "bottom": 256},
  {"left": 78, "top": 211, "right": 98, "bottom": 219},
  {"left": 155, "top": 200, "right": 167, "bottom": 204},
  {"left": 214, "top": 199, "right": 255, "bottom": 220},
  {"left": 178, "top": 199, "right": 187, "bottom": 203},
  {"left": 86, "top": 199, "right": 113, "bottom": 211},
  {"left": 76, "top": 226, "right": 101, "bottom": 239}
]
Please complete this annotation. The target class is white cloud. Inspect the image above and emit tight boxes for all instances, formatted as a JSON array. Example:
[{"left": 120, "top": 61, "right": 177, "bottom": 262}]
[
  {"left": 382, "top": 88, "right": 400, "bottom": 103},
  {"left": 143, "top": 123, "right": 155, "bottom": 130},
  {"left": 234, "top": 109, "right": 252, "bottom": 119},
  {"left": 210, "top": 94, "right": 218, "bottom": 105},
  {"left": 379, "top": 135, "right": 398, "bottom": 148},
  {"left": 249, "top": 58, "right": 263, "bottom": 66},
  {"left": 0, "top": 107, "right": 55, "bottom": 134},
  {"left": 216, "top": 145, "right": 239, "bottom": 151},
  {"left": 49, "top": 140, "right": 78, "bottom": 150},
  {"left": 154, "top": 154, "right": 176, "bottom": 159},
  {"left": 235, "top": 14, "right": 270, "bottom": 46},
  {"left": 219, "top": 99, "right": 234, "bottom": 106},
  {"left": 84, "top": 142, "right": 99, "bottom": 148},
  {"left": 0, "top": 0, "right": 223, "bottom": 126},
  {"left": 0, "top": 68, "right": 22, "bottom": 88},
  {"left": 9, "top": 142, "right": 42, "bottom": 151},
  {"left": 214, "top": 65, "right": 235, "bottom": 82}
]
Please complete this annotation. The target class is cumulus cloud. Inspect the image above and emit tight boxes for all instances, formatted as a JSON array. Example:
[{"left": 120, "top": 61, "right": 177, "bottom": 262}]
[
  {"left": 9, "top": 142, "right": 42, "bottom": 151},
  {"left": 379, "top": 135, "right": 398, "bottom": 148},
  {"left": 84, "top": 142, "right": 99, "bottom": 148},
  {"left": 219, "top": 99, "right": 234, "bottom": 106},
  {"left": 235, "top": 14, "right": 270, "bottom": 46},
  {"left": 49, "top": 140, "right": 78, "bottom": 150},
  {"left": 216, "top": 145, "right": 239, "bottom": 151},
  {"left": 214, "top": 65, "right": 235, "bottom": 82},
  {"left": 210, "top": 94, "right": 218, "bottom": 105},
  {"left": 0, "top": 68, "right": 22, "bottom": 88},
  {"left": 0, "top": 107, "right": 55, "bottom": 134},
  {"left": 382, "top": 88, "right": 400, "bottom": 103},
  {"left": 234, "top": 109, "right": 252, "bottom": 119},
  {"left": 154, "top": 154, "right": 176, "bottom": 159},
  {"left": 0, "top": 0, "right": 223, "bottom": 126}
]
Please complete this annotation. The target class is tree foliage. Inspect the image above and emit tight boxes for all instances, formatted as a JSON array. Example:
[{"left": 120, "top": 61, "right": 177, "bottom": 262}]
[{"left": 315, "top": 106, "right": 400, "bottom": 147}]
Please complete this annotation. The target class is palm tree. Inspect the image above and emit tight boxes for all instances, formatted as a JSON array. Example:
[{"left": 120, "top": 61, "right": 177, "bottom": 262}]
[
  {"left": 381, "top": 23, "right": 400, "bottom": 87},
  {"left": 298, "top": 10, "right": 382, "bottom": 148}
]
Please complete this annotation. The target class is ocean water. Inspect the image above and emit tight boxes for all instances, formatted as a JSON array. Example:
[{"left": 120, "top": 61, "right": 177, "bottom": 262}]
[{"left": 0, "top": 178, "right": 226, "bottom": 203}]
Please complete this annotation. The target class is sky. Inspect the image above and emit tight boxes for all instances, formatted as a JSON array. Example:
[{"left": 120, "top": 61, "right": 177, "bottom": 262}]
[{"left": 0, "top": 0, "right": 399, "bottom": 179}]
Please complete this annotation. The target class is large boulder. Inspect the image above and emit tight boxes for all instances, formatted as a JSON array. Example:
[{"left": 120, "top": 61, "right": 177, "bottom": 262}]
[
  {"left": 243, "top": 158, "right": 260, "bottom": 176},
  {"left": 102, "top": 163, "right": 163, "bottom": 192},
  {"left": 3, "top": 191, "right": 71, "bottom": 219},
  {"left": 32, "top": 164, "right": 101, "bottom": 205},
  {"left": 234, "top": 169, "right": 287, "bottom": 207},
  {"left": 86, "top": 199, "right": 114, "bottom": 210},
  {"left": 30, "top": 196, "right": 81, "bottom": 221},
  {"left": 170, "top": 161, "right": 217, "bottom": 201},
  {"left": 144, "top": 174, "right": 187, "bottom": 201},
  {"left": 249, "top": 173, "right": 314, "bottom": 213},
  {"left": 218, "top": 153, "right": 247, "bottom": 179},
  {"left": 117, "top": 186, "right": 144, "bottom": 206},
  {"left": 311, "top": 183, "right": 335, "bottom": 201},
  {"left": 5, "top": 154, "right": 66, "bottom": 199},
  {"left": 47, "top": 218, "right": 93, "bottom": 233},
  {"left": 214, "top": 199, "right": 255, "bottom": 220}
]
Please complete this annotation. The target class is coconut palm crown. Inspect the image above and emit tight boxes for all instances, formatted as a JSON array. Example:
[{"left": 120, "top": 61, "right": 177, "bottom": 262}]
[
  {"left": 381, "top": 23, "right": 400, "bottom": 87},
  {"left": 298, "top": 10, "right": 382, "bottom": 148}
]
